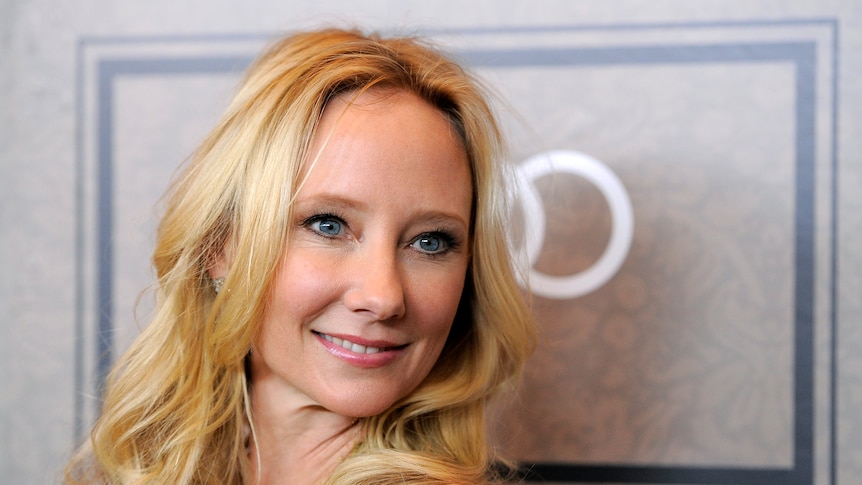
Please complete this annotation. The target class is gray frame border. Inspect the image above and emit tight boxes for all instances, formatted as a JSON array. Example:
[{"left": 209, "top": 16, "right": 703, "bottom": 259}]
[
  {"left": 74, "top": 19, "right": 839, "bottom": 485},
  {"left": 464, "top": 40, "right": 819, "bottom": 485}
]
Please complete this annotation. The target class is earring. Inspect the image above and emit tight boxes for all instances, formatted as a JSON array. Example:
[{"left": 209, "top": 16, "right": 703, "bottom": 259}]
[{"left": 213, "top": 277, "right": 225, "bottom": 294}]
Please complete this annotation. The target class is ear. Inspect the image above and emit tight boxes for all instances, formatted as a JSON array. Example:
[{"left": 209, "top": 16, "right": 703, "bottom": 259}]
[
  {"left": 207, "top": 241, "right": 233, "bottom": 280},
  {"left": 208, "top": 253, "right": 229, "bottom": 280}
]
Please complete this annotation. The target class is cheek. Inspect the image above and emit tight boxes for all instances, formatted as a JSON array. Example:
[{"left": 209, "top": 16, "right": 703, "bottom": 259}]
[
  {"left": 409, "top": 268, "right": 468, "bottom": 342},
  {"left": 254, "top": 254, "right": 340, "bottom": 365},
  {"left": 270, "top": 253, "right": 339, "bottom": 322}
]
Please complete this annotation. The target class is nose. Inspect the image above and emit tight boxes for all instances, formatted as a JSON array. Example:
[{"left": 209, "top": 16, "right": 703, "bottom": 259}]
[{"left": 343, "top": 248, "right": 406, "bottom": 321}]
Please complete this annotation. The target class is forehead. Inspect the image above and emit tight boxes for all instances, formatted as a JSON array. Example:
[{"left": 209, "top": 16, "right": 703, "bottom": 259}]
[
  {"left": 297, "top": 88, "right": 472, "bottom": 219},
  {"left": 321, "top": 87, "right": 456, "bottom": 137}
]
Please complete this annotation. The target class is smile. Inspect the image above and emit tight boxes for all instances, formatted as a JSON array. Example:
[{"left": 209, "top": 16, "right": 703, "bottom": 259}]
[{"left": 316, "top": 332, "right": 391, "bottom": 355}]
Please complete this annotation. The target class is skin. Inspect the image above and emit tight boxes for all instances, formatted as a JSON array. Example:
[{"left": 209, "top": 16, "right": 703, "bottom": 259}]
[{"left": 244, "top": 89, "right": 473, "bottom": 484}]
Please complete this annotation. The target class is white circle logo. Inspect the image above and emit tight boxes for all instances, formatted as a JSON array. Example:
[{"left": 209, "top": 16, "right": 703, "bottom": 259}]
[{"left": 514, "top": 150, "right": 634, "bottom": 299}]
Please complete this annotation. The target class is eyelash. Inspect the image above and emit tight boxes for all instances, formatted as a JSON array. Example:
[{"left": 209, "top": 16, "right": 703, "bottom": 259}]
[
  {"left": 416, "top": 229, "right": 461, "bottom": 257},
  {"left": 300, "top": 214, "right": 461, "bottom": 256},
  {"left": 301, "top": 212, "right": 347, "bottom": 238}
]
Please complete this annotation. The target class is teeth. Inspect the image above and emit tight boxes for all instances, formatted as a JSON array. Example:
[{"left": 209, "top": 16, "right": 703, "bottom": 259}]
[{"left": 320, "top": 333, "right": 382, "bottom": 355}]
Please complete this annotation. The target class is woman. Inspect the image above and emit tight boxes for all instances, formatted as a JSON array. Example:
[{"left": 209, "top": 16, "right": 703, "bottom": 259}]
[{"left": 66, "top": 27, "right": 535, "bottom": 484}]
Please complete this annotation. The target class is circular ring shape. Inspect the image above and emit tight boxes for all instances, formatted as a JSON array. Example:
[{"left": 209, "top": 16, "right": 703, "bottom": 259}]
[{"left": 514, "top": 150, "right": 634, "bottom": 299}]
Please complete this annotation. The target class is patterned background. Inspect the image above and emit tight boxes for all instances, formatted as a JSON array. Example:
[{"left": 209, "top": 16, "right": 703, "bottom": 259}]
[{"left": 2, "top": 1, "right": 860, "bottom": 484}]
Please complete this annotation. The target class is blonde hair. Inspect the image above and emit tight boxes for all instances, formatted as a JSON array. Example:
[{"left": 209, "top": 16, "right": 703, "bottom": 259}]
[{"left": 66, "top": 27, "right": 535, "bottom": 484}]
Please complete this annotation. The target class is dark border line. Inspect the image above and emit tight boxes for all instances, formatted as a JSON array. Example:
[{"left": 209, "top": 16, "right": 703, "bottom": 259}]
[
  {"left": 457, "top": 41, "right": 812, "bottom": 66},
  {"left": 793, "top": 41, "right": 817, "bottom": 485},
  {"left": 518, "top": 463, "right": 794, "bottom": 484}
]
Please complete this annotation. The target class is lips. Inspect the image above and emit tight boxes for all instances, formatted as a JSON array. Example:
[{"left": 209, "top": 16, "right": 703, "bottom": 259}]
[{"left": 313, "top": 331, "right": 405, "bottom": 355}]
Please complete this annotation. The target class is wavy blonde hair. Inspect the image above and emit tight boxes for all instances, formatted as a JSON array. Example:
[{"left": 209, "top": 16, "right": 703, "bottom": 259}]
[{"left": 66, "top": 27, "right": 535, "bottom": 484}]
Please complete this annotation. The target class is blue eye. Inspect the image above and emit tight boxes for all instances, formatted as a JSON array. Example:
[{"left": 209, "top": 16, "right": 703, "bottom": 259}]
[
  {"left": 411, "top": 233, "right": 454, "bottom": 255},
  {"left": 417, "top": 236, "right": 441, "bottom": 252},
  {"left": 313, "top": 218, "right": 342, "bottom": 235},
  {"left": 303, "top": 214, "right": 345, "bottom": 237}
]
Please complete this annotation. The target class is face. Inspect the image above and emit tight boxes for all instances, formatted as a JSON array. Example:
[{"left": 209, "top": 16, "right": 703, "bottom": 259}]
[{"left": 249, "top": 89, "right": 473, "bottom": 418}]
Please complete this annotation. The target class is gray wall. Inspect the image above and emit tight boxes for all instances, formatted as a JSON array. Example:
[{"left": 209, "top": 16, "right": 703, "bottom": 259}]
[{"left": 2, "top": 1, "right": 861, "bottom": 483}]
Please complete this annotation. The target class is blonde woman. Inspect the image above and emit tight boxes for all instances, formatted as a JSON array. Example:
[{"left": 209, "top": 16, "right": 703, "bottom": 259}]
[{"left": 66, "top": 27, "right": 535, "bottom": 484}]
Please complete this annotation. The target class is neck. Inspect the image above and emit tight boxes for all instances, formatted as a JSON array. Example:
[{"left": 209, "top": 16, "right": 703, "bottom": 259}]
[{"left": 248, "top": 377, "right": 362, "bottom": 485}]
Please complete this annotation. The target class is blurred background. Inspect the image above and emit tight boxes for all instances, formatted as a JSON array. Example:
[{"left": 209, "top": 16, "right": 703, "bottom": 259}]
[{"left": 2, "top": 1, "right": 860, "bottom": 483}]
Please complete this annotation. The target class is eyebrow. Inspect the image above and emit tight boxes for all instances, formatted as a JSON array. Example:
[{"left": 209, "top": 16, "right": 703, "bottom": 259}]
[
  {"left": 415, "top": 212, "right": 470, "bottom": 232},
  {"left": 295, "top": 194, "right": 369, "bottom": 213}
]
